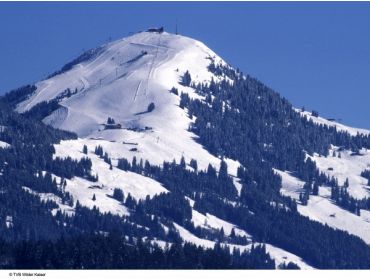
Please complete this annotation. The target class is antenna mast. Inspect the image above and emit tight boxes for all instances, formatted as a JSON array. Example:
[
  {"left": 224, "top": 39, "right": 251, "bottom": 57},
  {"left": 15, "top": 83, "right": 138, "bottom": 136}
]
[{"left": 175, "top": 19, "right": 178, "bottom": 35}]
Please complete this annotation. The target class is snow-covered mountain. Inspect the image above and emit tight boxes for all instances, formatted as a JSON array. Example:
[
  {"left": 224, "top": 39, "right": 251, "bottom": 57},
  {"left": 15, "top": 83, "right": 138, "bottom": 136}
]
[
  {"left": 18, "top": 30, "right": 245, "bottom": 211},
  {"left": 8, "top": 29, "right": 370, "bottom": 269},
  {"left": 18, "top": 30, "right": 241, "bottom": 184},
  {"left": 17, "top": 31, "right": 224, "bottom": 136}
]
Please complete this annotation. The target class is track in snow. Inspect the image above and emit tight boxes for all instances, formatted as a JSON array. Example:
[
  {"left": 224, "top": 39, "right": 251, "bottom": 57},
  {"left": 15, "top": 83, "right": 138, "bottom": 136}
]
[{"left": 133, "top": 81, "right": 142, "bottom": 102}]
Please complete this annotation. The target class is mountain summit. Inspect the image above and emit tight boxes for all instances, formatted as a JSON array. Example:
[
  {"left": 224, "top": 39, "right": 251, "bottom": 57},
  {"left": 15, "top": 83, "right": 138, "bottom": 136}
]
[{"left": 16, "top": 31, "right": 226, "bottom": 137}]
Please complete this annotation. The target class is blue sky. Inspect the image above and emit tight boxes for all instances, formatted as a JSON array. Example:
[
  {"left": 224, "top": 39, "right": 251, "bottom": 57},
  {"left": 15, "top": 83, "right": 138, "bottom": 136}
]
[{"left": 1, "top": 2, "right": 369, "bottom": 129}]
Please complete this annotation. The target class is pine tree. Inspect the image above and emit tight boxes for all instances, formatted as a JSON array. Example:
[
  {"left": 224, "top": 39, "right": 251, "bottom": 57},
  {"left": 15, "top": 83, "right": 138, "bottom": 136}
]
[
  {"left": 180, "top": 156, "right": 186, "bottom": 168},
  {"left": 117, "top": 158, "right": 130, "bottom": 171},
  {"left": 331, "top": 185, "right": 339, "bottom": 201},
  {"left": 103, "top": 152, "right": 111, "bottom": 164},
  {"left": 113, "top": 188, "right": 124, "bottom": 202},
  {"left": 230, "top": 228, "right": 236, "bottom": 238},
  {"left": 132, "top": 156, "right": 137, "bottom": 171},
  {"left": 344, "top": 178, "right": 349, "bottom": 189},
  {"left": 312, "top": 181, "right": 319, "bottom": 196},
  {"left": 356, "top": 205, "right": 361, "bottom": 216},
  {"left": 125, "top": 193, "right": 136, "bottom": 209},
  {"left": 95, "top": 145, "right": 103, "bottom": 157},
  {"left": 181, "top": 71, "right": 192, "bottom": 86},
  {"left": 299, "top": 191, "right": 309, "bottom": 206},
  {"left": 220, "top": 227, "right": 225, "bottom": 240},
  {"left": 218, "top": 160, "right": 228, "bottom": 180},
  {"left": 207, "top": 164, "right": 217, "bottom": 177},
  {"left": 189, "top": 159, "right": 198, "bottom": 172},
  {"left": 144, "top": 160, "right": 151, "bottom": 174},
  {"left": 170, "top": 87, "right": 178, "bottom": 95},
  {"left": 107, "top": 117, "right": 115, "bottom": 124},
  {"left": 83, "top": 145, "right": 88, "bottom": 155}
]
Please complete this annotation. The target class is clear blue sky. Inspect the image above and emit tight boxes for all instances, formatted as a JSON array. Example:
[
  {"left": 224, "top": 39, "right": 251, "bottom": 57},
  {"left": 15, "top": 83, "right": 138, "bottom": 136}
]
[{"left": 1, "top": 2, "right": 369, "bottom": 129}]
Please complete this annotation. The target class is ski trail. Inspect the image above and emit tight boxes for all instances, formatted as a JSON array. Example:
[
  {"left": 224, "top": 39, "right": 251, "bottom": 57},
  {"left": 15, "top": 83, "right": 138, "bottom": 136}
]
[
  {"left": 144, "top": 33, "right": 162, "bottom": 97},
  {"left": 150, "top": 50, "right": 170, "bottom": 81},
  {"left": 81, "top": 76, "right": 90, "bottom": 88},
  {"left": 129, "top": 42, "right": 170, "bottom": 50},
  {"left": 79, "top": 76, "right": 92, "bottom": 97},
  {"left": 133, "top": 81, "right": 142, "bottom": 102}
]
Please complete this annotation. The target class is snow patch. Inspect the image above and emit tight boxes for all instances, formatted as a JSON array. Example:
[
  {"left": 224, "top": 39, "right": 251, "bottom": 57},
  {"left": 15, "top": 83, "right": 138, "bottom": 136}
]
[
  {"left": 173, "top": 223, "right": 314, "bottom": 269},
  {"left": 53, "top": 139, "right": 169, "bottom": 202},
  {"left": 277, "top": 170, "right": 370, "bottom": 245},
  {"left": 310, "top": 147, "right": 370, "bottom": 199},
  {"left": 275, "top": 169, "right": 305, "bottom": 200},
  {"left": 0, "top": 141, "right": 10, "bottom": 149},
  {"left": 191, "top": 209, "right": 251, "bottom": 239},
  {"left": 297, "top": 186, "right": 370, "bottom": 244}
]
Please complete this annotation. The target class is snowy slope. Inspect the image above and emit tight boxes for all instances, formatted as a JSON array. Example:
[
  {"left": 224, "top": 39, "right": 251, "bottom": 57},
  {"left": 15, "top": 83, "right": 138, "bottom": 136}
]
[
  {"left": 274, "top": 169, "right": 305, "bottom": 200},
  {"left": 297, "top": 109, "right": 370, "bottom": 136},
  {"left": 17, "top": 31, "right": 226, "bottom": 137},
  {"left": 53, "top": 139, "right": 168, "bottom": 216},
  {"left": 173, "top": 223, "right": 314, "bottom": 269},
  {"left": 18, "top": 30, "right": 241, "bottom": 183},
  {"left": 0, "top": 141, "right": 10, "bottom": 149},
  {"left": 298, "top": 188, "right": 370, "bottom": 244},
  {"left": 191, "top": 209, "right": 252, "bottom": 239},
  {"left": 310, "top": 147, "right": 370, "bottom": 199},
  {"left": 279, "top": 169, "right": 370, "bottom": 244}
]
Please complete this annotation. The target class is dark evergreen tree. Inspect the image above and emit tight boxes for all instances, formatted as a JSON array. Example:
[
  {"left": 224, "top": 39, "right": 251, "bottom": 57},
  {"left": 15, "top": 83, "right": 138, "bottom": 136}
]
[
  {"left": 181, "top": 71, "right": 192, "bottom": 87},
  {"left": 180, "top": 156, "right": 186, "bottom": 168},
  {"left": 312, "top": 181, "right": 319, "bottom": 196},
  {"left": 190, "top": 159, "right": 198, "bottom": 172},
  {"left": 107, "top": 117, "right": 115, "bottom": 124},
  {"left": 113, "top": 188, "right": 124, "bottom": 202},
  {"left": 82, "top": 145, "right": 88, "bottom": 155}
]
